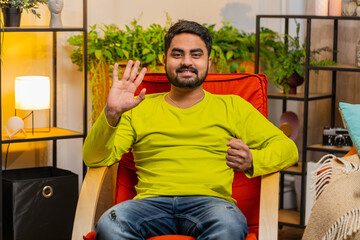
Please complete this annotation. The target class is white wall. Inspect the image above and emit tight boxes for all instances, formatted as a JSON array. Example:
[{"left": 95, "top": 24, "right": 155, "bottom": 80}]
[
  {"left": 2, "top": 0, "right": 306, "bottom": 185},
  {"left": 87, "top": 0, "right": 304, "bottom": 32}
]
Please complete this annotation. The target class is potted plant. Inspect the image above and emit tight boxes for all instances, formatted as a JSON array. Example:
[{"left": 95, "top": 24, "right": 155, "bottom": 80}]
[
  {"left": 206, "top": 22, "right": 282, "bottom": 74},
  {"left": 1, "top": 0, "right": 47, "bottom": 27},
  {"left": 263, "top": 22, "right": 335, "bottom": 95}
]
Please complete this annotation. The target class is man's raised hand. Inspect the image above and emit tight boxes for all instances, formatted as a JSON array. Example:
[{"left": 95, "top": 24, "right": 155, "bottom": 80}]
[{"left": 104, "top": 60, "right": 147, "bottom": 126}]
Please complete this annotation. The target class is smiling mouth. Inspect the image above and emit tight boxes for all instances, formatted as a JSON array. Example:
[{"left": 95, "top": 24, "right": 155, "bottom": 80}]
[
  {"left": 177, "top": 71, "right": 196, "bottom": 79},
  {"left": 176, "top": 67, "right": 198, "bottom": 76},
  {"left": 178, "top": 70, "right": 195, "bottom": 75}
]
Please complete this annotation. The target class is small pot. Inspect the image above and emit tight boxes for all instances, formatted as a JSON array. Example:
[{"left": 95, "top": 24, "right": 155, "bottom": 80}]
[
  {"left": 285, "top": 72, "right": 304, "bottom": 94},
  {"left": 2, "top": 8, "right": 21, "bottom": 27}
]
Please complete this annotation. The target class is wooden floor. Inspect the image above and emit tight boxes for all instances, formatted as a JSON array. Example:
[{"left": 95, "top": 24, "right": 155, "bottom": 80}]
[{"left": 278, "top": 226, "right": 305, "bottom": 240}]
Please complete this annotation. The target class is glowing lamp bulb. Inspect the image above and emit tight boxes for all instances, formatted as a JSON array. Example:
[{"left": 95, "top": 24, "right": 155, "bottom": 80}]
[{"left": 15, "top": 76, "right": 50, "bottom": 110}]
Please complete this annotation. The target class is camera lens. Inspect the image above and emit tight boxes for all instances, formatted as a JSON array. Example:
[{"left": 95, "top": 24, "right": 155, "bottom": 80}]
[{"left": 334, "top": 134, "right": 346, "bottom": 146}]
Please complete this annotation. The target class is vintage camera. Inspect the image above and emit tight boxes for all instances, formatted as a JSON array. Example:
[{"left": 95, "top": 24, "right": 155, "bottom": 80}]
[{"left": 322, "top": 127, "right": 353, "bottom": 147}]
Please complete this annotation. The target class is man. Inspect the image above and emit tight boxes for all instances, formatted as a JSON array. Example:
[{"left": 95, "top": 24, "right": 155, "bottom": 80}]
[{"left": 83, "top": 20, "right": 298, "bottom": 240}]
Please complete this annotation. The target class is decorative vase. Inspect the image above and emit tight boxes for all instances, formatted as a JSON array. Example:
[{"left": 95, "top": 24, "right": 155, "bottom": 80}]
[
  {"left": 47, "top": 0, "right": 64, "bottom": 28},
  {"left": 342, "top": 1, "right": 357, "bottom": 16},
  {"left": 285, "top": 72, "right": 304, "bottom": 95},
  {"left": 2, "top": 8, "right": 21, "bottom": 27}
]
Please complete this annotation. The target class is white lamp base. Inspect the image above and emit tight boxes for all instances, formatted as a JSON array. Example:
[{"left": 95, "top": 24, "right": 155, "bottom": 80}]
[{"left": 4, "top": 126, "right": 26, "bottom": 138}]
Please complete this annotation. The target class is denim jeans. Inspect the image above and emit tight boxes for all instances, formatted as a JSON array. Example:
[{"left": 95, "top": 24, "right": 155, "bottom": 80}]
[{"left": 95, "top": 196, "right": 248, "bottom": 240}]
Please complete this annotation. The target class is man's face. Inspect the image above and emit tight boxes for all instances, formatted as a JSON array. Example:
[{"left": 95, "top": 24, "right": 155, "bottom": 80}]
[{"left": 163, "top": 33, "right": 212, "bottom": 89}]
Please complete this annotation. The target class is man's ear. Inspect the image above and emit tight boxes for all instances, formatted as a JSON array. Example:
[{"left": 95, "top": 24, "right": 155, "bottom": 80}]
[
  {"left": 162, "top": 53, "right": 166, "bottom": 66},
  {"left": 208, "top": 56, "right": 212, "bottom": 69}
]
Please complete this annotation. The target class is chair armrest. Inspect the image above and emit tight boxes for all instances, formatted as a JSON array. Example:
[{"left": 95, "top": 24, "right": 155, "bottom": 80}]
[
  {"left": 72, "top": 163, "right": 119, "bottom": 240},
  {"left": 258, "top": 172, "right": 280, "bottom": 240}
]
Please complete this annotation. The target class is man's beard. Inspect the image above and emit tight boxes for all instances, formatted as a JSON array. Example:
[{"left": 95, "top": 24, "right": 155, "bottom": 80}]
[{"left": 165, "top": 64, "right": 209, "bottom": 89}]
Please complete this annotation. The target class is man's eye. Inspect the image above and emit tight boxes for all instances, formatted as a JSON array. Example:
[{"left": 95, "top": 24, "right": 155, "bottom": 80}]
[
  {"left": 172, "top": 53, "right": 182, "bottom": 58},
  {"left": 192, "top": 53, "right": 202, "bottom": 58}
]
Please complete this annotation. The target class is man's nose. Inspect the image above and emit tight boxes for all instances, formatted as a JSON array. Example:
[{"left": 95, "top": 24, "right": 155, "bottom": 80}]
[{"left": 182, "top": 55, "right": 192, "bottom": 66}]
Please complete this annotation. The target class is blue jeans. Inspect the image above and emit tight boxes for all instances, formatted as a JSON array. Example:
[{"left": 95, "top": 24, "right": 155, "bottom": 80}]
[{"left": 95, "top": 196, "right": 248, "bottom": 240}]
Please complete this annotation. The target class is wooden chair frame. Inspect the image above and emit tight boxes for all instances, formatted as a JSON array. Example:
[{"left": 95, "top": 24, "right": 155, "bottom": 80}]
[{"left": 72, "top": 163, "right": 279, "bottom": 240}]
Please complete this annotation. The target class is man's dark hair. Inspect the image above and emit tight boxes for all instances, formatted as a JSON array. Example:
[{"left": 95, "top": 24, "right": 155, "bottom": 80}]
[{"left": 164, "top": 20, "right": 212, "bottom": 56}]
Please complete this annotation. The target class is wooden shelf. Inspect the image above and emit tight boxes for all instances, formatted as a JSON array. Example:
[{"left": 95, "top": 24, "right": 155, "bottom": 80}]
[
  {"left": 279, "top": 209, "right": 300, "bottom": 225},
  {"left": 309, "top": 63, "right": 360, "bottom": 72},
  {"left": 2, "top": 127, "right": 83, "bottom": 143},
  {"left": 268, "top": 91, "right": 333, "bottom": 101},
  {"left": 308, "top": 144, "right": 351, "bottom": 153},
  {"left": 2, "top": 26, "right": 85, "bottom": 32}
]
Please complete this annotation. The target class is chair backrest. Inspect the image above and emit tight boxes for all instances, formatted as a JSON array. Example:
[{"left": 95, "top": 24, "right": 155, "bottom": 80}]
[{"left": 114, "top": 73, "right": 268, "bottom": 236}]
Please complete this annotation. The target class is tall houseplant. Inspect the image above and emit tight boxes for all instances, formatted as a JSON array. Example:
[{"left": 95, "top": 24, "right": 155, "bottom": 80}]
[
  {"left": 1, "top": 0, "right": 47, "bottom": 27},
  {"left": 263, "top": 22, "right": 335, "bottom": 95}
]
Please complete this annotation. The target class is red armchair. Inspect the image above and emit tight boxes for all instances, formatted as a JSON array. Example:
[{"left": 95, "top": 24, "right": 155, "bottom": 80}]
[{"left": 72, "top": 73, "right": 280, "bottom": 240}]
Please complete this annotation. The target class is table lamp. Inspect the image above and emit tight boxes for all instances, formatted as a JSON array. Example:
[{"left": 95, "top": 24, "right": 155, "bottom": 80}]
[{"left": 15, "top": 76, "right": 51, "bottom": 134}]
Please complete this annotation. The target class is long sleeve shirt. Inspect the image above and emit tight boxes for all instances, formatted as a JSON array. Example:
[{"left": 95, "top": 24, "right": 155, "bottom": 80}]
[{"left": 83, "top": 91, "right": 298, "bottom": 204}]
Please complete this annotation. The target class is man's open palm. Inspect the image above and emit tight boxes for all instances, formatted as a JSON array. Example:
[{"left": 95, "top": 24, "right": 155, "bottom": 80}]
[{"left": 105, "top": 60, "right": 147, "bottom": 126}]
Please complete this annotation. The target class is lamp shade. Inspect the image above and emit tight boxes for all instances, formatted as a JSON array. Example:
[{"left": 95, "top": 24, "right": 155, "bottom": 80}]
[{"left": 15, "top": 76, "right": 50, "bottom": 110}]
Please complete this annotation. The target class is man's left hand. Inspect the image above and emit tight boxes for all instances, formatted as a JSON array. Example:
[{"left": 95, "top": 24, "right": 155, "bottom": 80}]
[{"left": 226, "top": 138, "right": 253, "bottom": 172}]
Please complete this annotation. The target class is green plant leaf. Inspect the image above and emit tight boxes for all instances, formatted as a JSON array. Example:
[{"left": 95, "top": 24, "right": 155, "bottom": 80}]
[
  {"left": 238, "top": 65, "right": 246, "bottom": 73},
  {"left": 95, "top": 50, "right": 103, "bottom": 60},
  {"left": 157, "top": 54, "right": 163, "bottom": 64},
  {"left": 145, "top": 54, "right": 156, "bottom": 63},
  {"left": 125, "top": 25, "right": 131, "bottom": 32},
  {"left": 122, "top": 49, "right": 130, "bottom": 59},
  {"left": 142, "top": 48, "right": 151, "bottom": 55},
  {"left": 115, "top": 47, "right": 124, "bottom": 58},
  {"left": 103, "top": 50, "right": 112, "bottom": 60},
  {"left": 230, "top": 61, "right": 240, "bottom": 73},
  {"left": 226, "top": 51, "right": 234, "bottom": 60}
]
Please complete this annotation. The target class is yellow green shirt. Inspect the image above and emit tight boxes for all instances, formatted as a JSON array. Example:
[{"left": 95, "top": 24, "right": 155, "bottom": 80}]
[{"left": 83, "top": 91, "right": 298, "bottom": 204}]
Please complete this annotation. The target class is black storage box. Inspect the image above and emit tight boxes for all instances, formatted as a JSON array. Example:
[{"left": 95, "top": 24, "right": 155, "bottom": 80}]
[{"left": 3, "top": 167, "right": 78, "bottom": 240}]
